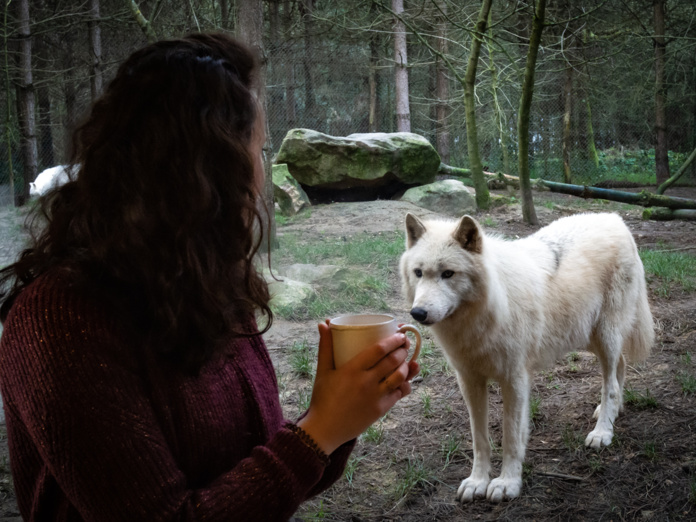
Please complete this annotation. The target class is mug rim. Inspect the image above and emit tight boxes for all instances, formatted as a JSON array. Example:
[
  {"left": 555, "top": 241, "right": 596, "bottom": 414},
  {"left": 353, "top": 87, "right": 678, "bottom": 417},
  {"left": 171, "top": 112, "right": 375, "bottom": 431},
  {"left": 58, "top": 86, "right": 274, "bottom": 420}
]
[{"left": 329, "top": 313, "right": 395, "bottom": 328}]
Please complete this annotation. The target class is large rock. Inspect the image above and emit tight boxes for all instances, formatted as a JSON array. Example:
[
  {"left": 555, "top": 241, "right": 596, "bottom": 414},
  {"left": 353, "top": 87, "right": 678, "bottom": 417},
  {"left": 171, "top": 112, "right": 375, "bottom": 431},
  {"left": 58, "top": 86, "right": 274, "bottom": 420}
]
[
  {"left": 272, "top": 164, "right": 311, "bottom": 216},
  {"left": 401, "top": 179, "right": 477, "bottom": 217},
  {"left": 275, "top": 129, "right": 440, "bottom": 201}
]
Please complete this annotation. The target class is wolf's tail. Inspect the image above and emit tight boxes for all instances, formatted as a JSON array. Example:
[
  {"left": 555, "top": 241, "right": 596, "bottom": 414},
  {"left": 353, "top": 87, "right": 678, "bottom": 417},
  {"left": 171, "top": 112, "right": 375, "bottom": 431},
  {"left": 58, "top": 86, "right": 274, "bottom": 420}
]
[{"left": 623, "top": 283, "right": 654, "bottom": 363}]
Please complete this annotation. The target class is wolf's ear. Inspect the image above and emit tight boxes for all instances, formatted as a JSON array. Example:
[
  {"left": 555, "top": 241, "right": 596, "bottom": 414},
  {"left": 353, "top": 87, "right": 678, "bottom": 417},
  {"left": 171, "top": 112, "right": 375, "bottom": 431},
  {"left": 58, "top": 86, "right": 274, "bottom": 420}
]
[
  {"left": 405, "top": 213, "right": 426, "bottom": 249},
  {"left": 454, "top": 215, "right": 483, "bottom": 253}
]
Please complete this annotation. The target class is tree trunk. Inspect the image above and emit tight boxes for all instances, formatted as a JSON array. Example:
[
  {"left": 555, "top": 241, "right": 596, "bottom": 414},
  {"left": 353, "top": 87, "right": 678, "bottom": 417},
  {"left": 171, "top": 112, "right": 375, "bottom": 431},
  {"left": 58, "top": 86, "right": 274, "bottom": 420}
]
[
  {"left": 15, "top": 0, "right": 37, "bottom": 207},
  {"left": 463, "top": 0, "right": 493, "bottom": 210},
  {"left": 37, "top": 83, "right": 54, "bottom": 169},
  {"left": 435, "top": 0, "right": 449, "bottom": 163},
  {"left": 238, "top": 0, "right": 277, "bottom": 251},
  {"left": 89, "top": 0, "right": 103, "bottom": 100},
  {"left": 562, "top": 64, "right": 572, "bottom": 183},
  {"left": 540, "top": 180, "right": 696, "bottom": 210},
  {"left": 392, "top": 0, "right": 410, "bottom": 132},
  {"left": 282, "top": 0, "right": 296, "bottom": 130},
  {"left": 643, "top": 208, "right": 696, "bottom": 221},
  {"left": 653, "top": 0, "right": 669, "bottom": 186},
  {"left": 126, "top": 0, "right": 157, "bottom": 43},
  {"left": 657, "top": 145, "right": 696, "bottom": 195},
  {"left": 299, "top": 0, "right": 318, "bottom": 130},
  {"left": 62, "top": 34, "right": 78, "bottom": 141},
  {"left": 368, "top": 1, "right": 380, "bottom": 133},
  {"left": 488, "top": 11, "right": 510, "bottom": 175},
  {"left": 586, "top": 98, "right": 599, "bottom": 167},
  {"left": 517, "top": 0, "right": 546, "bottom": 225},
  {"left": 2, "top": 0, "right": 15, "bottom": 202}
]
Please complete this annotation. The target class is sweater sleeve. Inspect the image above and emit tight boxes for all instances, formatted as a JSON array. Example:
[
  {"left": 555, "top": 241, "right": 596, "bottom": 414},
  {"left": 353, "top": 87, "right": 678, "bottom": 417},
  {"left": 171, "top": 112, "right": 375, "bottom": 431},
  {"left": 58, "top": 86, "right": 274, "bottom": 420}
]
[{"left": 0, "top": 280, "right": 344, "bottom": 522}]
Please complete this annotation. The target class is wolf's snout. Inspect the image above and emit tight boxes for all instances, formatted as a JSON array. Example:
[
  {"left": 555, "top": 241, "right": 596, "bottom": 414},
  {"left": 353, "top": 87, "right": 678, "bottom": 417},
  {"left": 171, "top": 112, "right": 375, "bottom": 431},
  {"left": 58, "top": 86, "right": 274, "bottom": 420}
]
[{"left": 410, "top": 307, "right": 428, "bottom": 323}]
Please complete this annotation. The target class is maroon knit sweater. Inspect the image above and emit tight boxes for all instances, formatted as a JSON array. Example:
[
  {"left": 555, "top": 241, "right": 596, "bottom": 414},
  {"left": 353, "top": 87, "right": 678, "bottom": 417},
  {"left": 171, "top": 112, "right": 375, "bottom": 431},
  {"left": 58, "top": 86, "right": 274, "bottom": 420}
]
[{"left": 0, "top": 272, "right": 353, "bottom": 521}]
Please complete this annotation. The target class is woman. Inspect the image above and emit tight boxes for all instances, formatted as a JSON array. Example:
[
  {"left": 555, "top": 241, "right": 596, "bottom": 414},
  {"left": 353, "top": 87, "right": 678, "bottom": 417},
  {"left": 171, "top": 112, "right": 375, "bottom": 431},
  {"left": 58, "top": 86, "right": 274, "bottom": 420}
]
[{"left": 0, "top": 33, "right": 418, "bottom": 521}]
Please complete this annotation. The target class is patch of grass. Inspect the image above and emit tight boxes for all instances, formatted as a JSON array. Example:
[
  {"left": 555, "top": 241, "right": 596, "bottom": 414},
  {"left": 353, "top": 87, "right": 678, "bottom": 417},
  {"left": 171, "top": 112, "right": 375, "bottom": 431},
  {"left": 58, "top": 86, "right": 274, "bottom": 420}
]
[
  {"left": 623, "top": 387, "right": 659, "bottom": 409},
  {"left": 394, "top": 458, "right": 431, "bottom": 500},
  {"left": 277, "top": 231, "right": 403, "bottom": 271},
  {"left": 303, "top": 499, "right": 327, "bottom": 520},
  {"left": 689, "top": 476, "right": 696, "bottom": 504},
  {"left": 530, "top": 395, "right": 542, "bottom": 425},
  {"left": 562, "top": 424, "right": 585, "bottom": 452},
  {"left": 441, "top": 434, "right": 463, "bottom": 470},
  {"left": 677, "top": 372, "right": 696, "bottom": 395},
  {"left": 362, "top": 420, "right": 385, "bottom": 444},
  {"left": 421, "top": 392, "right": 433, "bottom": 418},
  {"left": 640, "top": 248, "right": 696, "bottom": 297},
  {"left": 273, "top": 275, "right": 391, "bottom": 320},
  {"left": 643, "top": 440, "right": 657, "bottom": 461},
  {"left": 344, "top": 456, "right": 365, "bottom": 486},
  {"left": 289, "top": 339, "right": 315, "bottom": 378},
  {"left": 587, "top": 455, "right": 603, "bottom": 474},
  {"left": 297, "top": 386, "right": 312, "bottom": 413}
]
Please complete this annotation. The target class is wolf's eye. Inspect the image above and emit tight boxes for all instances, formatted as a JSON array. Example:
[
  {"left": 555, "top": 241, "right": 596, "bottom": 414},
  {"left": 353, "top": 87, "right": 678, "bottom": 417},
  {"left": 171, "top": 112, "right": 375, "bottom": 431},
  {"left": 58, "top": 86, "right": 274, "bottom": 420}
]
[
  {"left": 442, "top": 270, "right": 454, "bottom": 279},
  {"left": 414, "top": 269, "right": 423, "bottom": 278}
]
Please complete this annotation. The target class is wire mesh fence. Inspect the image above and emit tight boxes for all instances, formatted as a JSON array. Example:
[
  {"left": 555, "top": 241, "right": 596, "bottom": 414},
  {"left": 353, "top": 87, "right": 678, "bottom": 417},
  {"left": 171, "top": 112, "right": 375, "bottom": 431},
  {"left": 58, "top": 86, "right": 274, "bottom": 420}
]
[{"left": 2, "top": 21, "right": 695, "bottom": 208}]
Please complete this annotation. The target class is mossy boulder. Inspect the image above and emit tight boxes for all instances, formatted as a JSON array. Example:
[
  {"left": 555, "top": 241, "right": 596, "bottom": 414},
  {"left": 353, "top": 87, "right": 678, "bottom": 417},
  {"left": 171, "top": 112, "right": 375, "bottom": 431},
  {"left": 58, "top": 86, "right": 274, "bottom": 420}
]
[
  {"left": 275, "top": 129, "right": 440, "bottom": 201},
  {"left": 272, "top": 163, "right": 311, "bottom": 216},
  {"left": 401, "top": 179, "right": 477, "bottom": 217}
]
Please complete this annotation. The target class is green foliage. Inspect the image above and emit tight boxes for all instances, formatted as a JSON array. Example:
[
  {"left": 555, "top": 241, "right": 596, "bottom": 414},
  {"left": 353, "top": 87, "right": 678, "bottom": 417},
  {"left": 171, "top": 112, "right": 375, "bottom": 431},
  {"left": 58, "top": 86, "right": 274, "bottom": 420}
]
[
  {"left": 562, "top": 424, "right": 584, "bottom": 452},
  {"left": 277, "top": 231, "right": 403, "bottom": 269},
  {"left": 420, "top": 392, "right": 433, "bottom": 418},
  {"left": 362, "top": 420, "right": 385, "bottom": 444},
  {"left": 289, "top": 339, "right": 315, "bottom": 378},
  {"left": 529, "top": 395, "right": 542, "bottom": 425},
  {"left": 623, "top": 387, "right": 658, "bottom": 409},
  {"left": 394, "top": 458, "right": 431, "bottom": 500},
  {"left": 440, "top": 434, "right": 463, "bottom": 470},
  {"left": 640, "top": 248, "right": 696, "bottom": 297},
  {"left": 677, "top": 372, "right": 696, "bottom": 395}
]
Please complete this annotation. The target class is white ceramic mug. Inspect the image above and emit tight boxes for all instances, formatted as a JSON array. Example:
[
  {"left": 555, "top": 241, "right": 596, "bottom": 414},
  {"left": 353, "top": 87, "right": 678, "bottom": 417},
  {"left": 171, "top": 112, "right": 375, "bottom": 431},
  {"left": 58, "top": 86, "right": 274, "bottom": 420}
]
[{"left": 329, "top": 314, "right": 422, "bottom": 368}]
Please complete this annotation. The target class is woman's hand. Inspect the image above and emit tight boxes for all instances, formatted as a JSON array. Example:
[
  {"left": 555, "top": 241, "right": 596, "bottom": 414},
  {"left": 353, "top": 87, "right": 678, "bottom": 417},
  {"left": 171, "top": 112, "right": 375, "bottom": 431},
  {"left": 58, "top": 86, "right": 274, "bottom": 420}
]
[{"left": 297, "top": 320, "right": 420, "bottom": 455}]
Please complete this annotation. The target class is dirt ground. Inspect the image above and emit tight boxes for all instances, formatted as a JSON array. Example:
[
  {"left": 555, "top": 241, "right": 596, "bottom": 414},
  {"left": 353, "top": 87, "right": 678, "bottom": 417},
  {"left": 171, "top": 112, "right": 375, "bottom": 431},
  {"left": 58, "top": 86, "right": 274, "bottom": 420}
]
[{"left": 1, "top": 187, "right": 695, "bottom": 521}]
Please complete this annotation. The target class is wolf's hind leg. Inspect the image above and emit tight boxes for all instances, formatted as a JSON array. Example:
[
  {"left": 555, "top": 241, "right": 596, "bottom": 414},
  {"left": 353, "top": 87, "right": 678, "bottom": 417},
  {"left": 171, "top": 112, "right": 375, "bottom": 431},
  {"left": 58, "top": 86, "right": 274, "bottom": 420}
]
[
  {"left": 593, "top": 353, "right": 626, "bottom": 419},
  {"left": 586, "top": 332, "right": 623, "bottom": 448},
  {"left": 455, "top": 370, "right": 491, "bottom": 503}
]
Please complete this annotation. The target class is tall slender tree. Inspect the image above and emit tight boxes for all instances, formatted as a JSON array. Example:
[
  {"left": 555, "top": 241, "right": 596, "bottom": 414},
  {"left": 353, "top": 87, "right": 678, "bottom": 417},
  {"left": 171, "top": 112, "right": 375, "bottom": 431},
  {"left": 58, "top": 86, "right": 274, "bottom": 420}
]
[
  {"left": 518, "top": 0, "right": 547, "bottom": 225},
  {"left": 239, "top": 0, "right": 277, "bottom": 251},
  {"left": 464, "top": 0, "right": 493, "bottom": 210},
  {"left": 15, "top": 0, "right": 37, "bottom": 206},
  {"left": 434, "top": 0, "right": 449, "bottom": 163},
  {"left": 653, "top": 0, "right": 669, "bottom": 186},
  {"left": 89, "top": 0, "right": 103, "bottom": 100},
  {"left": 392, "top": 0, "right": 410, "bottom": 132}
]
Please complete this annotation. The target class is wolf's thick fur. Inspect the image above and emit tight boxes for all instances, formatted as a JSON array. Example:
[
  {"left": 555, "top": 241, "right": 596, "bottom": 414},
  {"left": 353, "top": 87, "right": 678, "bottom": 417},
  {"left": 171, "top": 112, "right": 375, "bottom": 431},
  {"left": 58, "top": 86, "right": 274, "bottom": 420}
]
[{"left": 400, "top": 212, "right": 654, "bottom": 502}]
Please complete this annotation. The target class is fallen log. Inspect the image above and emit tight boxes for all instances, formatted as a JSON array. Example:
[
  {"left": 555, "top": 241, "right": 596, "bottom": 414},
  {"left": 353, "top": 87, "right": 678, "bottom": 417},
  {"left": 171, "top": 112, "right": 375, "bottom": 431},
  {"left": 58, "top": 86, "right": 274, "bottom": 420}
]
[
  {"left": 538, "top": 180, "right": 696, "bottom": 210},
  {"left": 438, "top": 163, "right": 696, "bottom": 211},
  {"left": 642, "top": 208, "right": 696, "bottom": 221}
]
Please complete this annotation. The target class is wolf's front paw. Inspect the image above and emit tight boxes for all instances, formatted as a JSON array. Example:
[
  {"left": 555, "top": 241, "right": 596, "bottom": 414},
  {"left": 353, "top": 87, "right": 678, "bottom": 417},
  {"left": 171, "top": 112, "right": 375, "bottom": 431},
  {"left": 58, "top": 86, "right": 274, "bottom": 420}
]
[
  {"left": 456, "top": 475, "right": 489, "bottom": 502},
  {"left": 585, "top": 427, "right": 613, "bottom": 448},
  {"left": 486, "top": 477, "right": 521, "bottom": 502}
]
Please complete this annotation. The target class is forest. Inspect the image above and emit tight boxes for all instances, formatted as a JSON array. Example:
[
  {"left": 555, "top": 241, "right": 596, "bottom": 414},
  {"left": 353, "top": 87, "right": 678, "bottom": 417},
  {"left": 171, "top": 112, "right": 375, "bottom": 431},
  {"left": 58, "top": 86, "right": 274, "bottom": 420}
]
[
  {"left": 2, "top": 0, "right": 696, "bottom": 211},
  {"left": 1, "top": 2, "right": 696, "bottom": 521}
]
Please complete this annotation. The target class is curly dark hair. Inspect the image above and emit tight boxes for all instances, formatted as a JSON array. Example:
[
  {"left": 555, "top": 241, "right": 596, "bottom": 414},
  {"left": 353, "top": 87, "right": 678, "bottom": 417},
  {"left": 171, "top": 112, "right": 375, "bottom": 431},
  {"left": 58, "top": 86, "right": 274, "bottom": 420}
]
[{"left": 0, "top": 33, "right": 272, "bottom": 372}]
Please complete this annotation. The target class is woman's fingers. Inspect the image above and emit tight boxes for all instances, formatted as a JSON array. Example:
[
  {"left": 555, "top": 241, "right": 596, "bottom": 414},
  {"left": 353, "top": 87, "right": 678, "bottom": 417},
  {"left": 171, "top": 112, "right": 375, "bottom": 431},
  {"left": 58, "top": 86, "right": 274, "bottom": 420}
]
[
  {"left": 316, "top": 322, "right": 335, "bottom": 373},
  {"left": 349, "top": 333, "right": 409, "bottom": 372}
]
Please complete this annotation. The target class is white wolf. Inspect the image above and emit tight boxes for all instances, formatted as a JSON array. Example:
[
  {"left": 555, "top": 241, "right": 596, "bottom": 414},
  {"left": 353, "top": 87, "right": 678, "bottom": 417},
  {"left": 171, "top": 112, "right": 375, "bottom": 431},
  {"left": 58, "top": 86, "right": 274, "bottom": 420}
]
[
  {"left": 400, "top": 212, "right": 653, "bottom": 502},
  {"left": 30, "top": 165, "right": 71, "bottom": 196}
]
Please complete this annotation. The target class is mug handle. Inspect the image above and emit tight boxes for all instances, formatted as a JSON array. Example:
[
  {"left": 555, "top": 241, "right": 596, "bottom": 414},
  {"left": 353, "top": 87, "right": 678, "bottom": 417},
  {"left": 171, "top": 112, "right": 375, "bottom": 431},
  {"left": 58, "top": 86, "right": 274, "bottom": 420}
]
[{"left": 397, "top": 324, "right": 422, "bottom": 363}]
